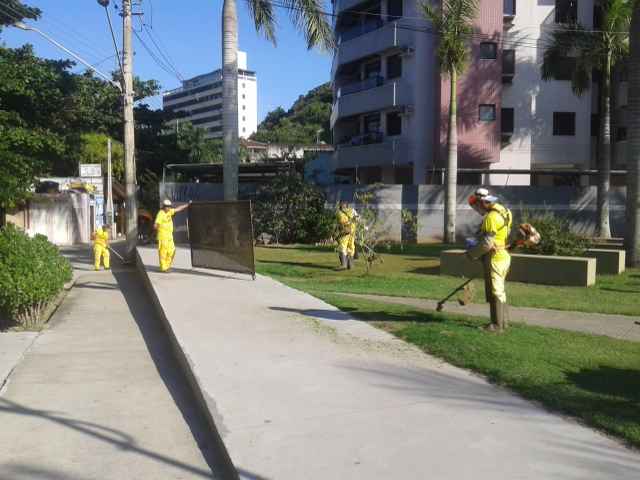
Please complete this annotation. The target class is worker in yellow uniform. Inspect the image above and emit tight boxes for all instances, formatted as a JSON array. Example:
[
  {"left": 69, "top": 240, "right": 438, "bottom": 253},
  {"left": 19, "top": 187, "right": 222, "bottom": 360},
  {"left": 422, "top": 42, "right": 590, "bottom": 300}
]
[
  {"left": 154, "top": 199, "right": 191, "bottom": 272},
  {"left": 92, "top": 224, "right": 110, "bottom": 271},
  {"left": 336, "top": 201, "right": 357, "bottom": 270},
  {"left": 466, "top": 189, "right": 513, "bottom": 332}
]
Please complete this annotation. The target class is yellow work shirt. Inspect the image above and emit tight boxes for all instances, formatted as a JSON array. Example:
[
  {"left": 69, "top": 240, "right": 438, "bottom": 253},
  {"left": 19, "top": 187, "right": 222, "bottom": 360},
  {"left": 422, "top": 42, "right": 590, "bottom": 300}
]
[
  {"left": 481, "top": 203, "right": 512, "bottom": 261},
  {"left": 154, "top": 209, "right": 175, "bottom": 242},
  {"left": 94, "top": 229, "right": 109, "bottom": 248},
  {"left": 337, "top": 208, "right": 355, "bottom": 236}
]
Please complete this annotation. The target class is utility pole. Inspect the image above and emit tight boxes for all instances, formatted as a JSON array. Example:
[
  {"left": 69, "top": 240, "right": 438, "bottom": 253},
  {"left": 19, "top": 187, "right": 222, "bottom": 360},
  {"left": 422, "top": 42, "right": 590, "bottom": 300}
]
[
  {"left": 122, "top": 0, "right": 137, "bottom": 259},
  {"left": 106, "top": 138, "right": 115, "bottom": 238}
]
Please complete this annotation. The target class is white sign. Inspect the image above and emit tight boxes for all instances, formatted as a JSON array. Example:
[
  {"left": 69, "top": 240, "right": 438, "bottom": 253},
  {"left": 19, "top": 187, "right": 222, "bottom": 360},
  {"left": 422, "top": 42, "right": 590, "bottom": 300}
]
[{"left": 80, "top": 164, "right": 102, "bottom": 178}]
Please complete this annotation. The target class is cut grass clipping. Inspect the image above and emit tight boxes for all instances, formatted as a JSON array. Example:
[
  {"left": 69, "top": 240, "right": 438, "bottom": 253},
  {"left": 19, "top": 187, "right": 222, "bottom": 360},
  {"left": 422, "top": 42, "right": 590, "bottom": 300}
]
[{"left": 316, "top": 293, "right": 640, "bottom": 449}]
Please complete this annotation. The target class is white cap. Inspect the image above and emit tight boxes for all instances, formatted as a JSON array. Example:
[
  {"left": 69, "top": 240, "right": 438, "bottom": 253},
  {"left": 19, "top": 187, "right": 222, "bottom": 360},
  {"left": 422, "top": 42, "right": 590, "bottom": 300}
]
[
  {"left": 475, "top": 187, "right": 490, "bottom": 198},
  {"left": 162, "top": 199, "right": 172, "bottom": 207},
  {"left": 483, "top": 195, "right": 499, "bottom": 203}
]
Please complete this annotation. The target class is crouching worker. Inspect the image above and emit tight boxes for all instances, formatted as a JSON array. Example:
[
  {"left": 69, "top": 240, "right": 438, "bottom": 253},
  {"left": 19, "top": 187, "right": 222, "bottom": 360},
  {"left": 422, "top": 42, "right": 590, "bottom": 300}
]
[
  {"left": 336, "top": 201, "right": 357, "bottom": 270},
  {"left": 92, "top": 224, "right": 110, "bottom": 271},
  {"left": 466, "top": 190, "right": 513, "bottom": 332},
  {"left": 154, "top": 199, "right": 191, "bottom": 273}
]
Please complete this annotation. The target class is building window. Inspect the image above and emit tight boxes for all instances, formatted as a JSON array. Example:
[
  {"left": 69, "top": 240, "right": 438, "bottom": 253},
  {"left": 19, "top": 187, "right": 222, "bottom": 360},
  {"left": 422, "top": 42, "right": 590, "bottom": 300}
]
[
  {"left": 553, "top": 112, "right": 576, "bottom": 136},
  {"left": 555, "top": 0, "right": 578, "bottom": 24},
  {"left": 616, "top": 127, "right": 627, "bottom": 142},
  {"left": 593, "top": 5, "right": 603, "bottom": 29},
  {"left": 480, "top": 42, "right": 497, "bottom": 59},
  {"left": 364, "top": 113, "right": 381, "bottom": 133},
  {"left": 591, "top": 114, "right": 600, "bottom": 137},
  {"left": 364, "top": 59, "right": 381, "bottom": 78},
  {"left": 504, "top": 0, "right": 516, "bottom": 16},
  {"left": 242, "top": 105, "right": 246, "bottom": 110},
  {"left": 386, "top": 112, "right": 402, "bottom": 136},
  {"left": 387, "top": 54, "right": 402, "bottom": 79},
  {"left": 242, "top": 116, "right": 246, "bottom": 121},
  {"left": 501, "top": 108, "right": 514, "bottom": 134},
  {"left": 242, "top": 83, "right": 246, "bottom": 88},
  {"left": 388, "top": 0, "right": 403, "bottom": 20},
  {"left": 479, "top": 104, "right": 496, "bottom": 122},
  {"left": 552, "top": 57, "right": 576, "bottom": 81},
  {"left": 502, "top": 49, "right": 515, "bottom": 75},
  {"left": 242, "top": 94, "right": 246, "bottom": 99},
  {"left": 243, "top": 127, "right": 246, "bottom": 133}
]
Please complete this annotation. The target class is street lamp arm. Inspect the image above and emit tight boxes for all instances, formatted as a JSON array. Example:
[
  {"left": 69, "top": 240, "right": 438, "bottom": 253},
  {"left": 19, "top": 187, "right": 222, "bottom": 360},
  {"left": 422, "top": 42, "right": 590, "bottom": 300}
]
[{"left": 13, "top": 21, "right": 123, "bottom": 92}]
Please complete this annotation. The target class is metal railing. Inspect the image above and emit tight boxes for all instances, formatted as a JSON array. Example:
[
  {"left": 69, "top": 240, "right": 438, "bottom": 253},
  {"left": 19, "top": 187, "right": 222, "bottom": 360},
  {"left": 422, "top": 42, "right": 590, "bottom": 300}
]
[
  {"left": 338, "top": 19, "right": 384, "bottom": 43},
  {"left": 337, "top": 75, "right": 385, "bottom": 98}
]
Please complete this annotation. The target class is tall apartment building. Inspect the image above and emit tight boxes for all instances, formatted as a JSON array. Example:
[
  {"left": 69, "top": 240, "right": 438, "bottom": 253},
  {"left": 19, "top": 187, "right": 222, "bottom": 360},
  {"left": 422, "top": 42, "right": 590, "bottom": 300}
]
[
  {"left": 330, "top": 0, "right": 629, "bottom": 185},
  {"left": 162, "top": 51, "right": 258, "bottom": 140}
]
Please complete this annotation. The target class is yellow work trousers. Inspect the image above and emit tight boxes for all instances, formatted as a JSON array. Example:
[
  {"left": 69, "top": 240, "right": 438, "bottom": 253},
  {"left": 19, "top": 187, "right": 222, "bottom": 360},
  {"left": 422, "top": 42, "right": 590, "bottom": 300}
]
[
  {"left": 485, "top": 252, "right": 511, "bottom": 303},
  {"left": 94, "top": 245, "right": 110, "bottom": 270},
  {"left": 337, "top": 233, "right": 355, "bottom": 257},
  {"left": 158, "top": 238, "right": 176, "bottom": 272}
]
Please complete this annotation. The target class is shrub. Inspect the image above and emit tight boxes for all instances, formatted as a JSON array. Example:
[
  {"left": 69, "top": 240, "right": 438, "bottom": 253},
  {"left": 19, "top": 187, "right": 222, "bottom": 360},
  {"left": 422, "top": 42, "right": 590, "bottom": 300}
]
[
  {"left": 253, "top": 172, "right": 333, "bottom": 244},
  {"left": 0, "top": 224, "right": 72, "bottom": 329},
  {"left": 519, "top": 212, "right": 591, "bottom": 257}
]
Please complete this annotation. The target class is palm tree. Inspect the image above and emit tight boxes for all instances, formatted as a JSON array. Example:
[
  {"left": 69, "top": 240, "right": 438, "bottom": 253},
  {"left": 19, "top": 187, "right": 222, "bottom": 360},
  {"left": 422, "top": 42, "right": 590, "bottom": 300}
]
[
  {"left": 542, "top": 0, "right": 631, "bottom": 238},
  {"left": 625, "top": 2, "right": 640, "bottom": 265},
  {"left": 422, "top": 0, "right": 478, "bottom": 243},
  {"left": 221, "top": 0, "right": 334, "bottom": 200}
]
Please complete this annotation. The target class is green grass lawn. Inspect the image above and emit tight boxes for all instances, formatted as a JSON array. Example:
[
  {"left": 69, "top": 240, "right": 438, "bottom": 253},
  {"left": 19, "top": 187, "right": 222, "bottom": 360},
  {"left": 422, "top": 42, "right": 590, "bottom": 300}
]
[
  {"left": 255, "top": 244, "right": 640, "bottom": 316},
  {"left": 314, "top": 293, "right": 640, "bottom": 449}
]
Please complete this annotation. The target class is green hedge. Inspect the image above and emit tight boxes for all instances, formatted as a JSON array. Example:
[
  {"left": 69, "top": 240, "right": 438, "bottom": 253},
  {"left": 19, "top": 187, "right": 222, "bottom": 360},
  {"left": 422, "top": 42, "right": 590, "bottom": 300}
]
[
  {"left": 0, "top": 224, "right": 72, "bottom": 329},
  {"left": 519, "top": 212, "right": 591, "bottom": 257}
]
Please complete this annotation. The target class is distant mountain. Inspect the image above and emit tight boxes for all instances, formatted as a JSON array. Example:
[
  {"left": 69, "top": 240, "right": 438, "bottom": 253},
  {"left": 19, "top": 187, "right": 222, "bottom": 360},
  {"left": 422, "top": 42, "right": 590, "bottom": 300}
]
[{"left": 252, "top": 83, "right": 332, "bottom": 145}]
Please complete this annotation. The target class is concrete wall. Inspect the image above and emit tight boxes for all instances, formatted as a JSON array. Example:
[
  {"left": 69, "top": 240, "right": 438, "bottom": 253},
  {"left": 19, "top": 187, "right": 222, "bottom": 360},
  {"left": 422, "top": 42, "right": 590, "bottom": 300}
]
[
  {"left": 7, "top": 193, "right": 91, "bottom": 245},
  {"left": 162, "top": 182, "right": 627, "bottom": 243}
]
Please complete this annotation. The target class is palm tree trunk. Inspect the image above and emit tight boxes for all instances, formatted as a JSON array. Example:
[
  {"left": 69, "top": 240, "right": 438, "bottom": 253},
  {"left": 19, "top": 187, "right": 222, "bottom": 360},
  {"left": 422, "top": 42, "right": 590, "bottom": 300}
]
[
  {"left": 625, "top": 4, "right": 640, "bottom": 266},
  {"left": 444, "top": 70, "right": 458, "bottom": 243},
  {"left": 597, "top": 51, "right": 612, "bottom": 238},
  {"left": 222, "top": 0, "right": 239, "bottom": 201}
]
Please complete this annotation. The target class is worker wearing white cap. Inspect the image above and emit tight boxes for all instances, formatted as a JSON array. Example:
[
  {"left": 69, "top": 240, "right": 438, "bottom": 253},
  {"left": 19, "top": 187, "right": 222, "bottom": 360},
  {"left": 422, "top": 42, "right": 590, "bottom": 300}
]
[
  {"left": 466, "top": 189, "right": 513, "bottom": 332},
  {"left": 154, "top": 199, "right": 190, "bottom": 272}
]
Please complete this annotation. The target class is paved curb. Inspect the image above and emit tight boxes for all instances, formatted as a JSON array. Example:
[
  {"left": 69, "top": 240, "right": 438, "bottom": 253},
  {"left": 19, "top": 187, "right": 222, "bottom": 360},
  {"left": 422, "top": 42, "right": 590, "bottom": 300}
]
[{"left": 135, "top": 249, "right": 239, "bottom": 480}]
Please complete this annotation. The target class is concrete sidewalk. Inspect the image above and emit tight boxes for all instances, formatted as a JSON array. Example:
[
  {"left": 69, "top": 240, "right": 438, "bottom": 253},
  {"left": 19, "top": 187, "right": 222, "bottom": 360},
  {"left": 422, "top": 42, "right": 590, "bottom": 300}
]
[
  {"left": 340, "top": 293, "right": 640, "bottom": 342},
  {"left": 138, "top": 246, "right": 640, "bottom": 480},
  {"left": 0, "top": 262, "right": 232, "bottom": 479}
]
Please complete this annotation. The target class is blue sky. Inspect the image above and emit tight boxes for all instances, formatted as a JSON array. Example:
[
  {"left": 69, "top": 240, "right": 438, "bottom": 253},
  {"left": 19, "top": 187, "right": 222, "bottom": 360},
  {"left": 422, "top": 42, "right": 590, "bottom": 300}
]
[{"left": 0, "top": 0, "right": 333, "bottom": 121}]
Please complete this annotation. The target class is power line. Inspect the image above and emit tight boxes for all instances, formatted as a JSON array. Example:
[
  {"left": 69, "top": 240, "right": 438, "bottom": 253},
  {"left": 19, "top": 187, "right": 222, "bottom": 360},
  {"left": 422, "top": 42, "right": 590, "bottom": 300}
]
[
  {"left": 132, "top": 28, "right": 182, "bottom": 81},
  {"left": 141, "top": 21, "right": 184, "bottom": 81}
]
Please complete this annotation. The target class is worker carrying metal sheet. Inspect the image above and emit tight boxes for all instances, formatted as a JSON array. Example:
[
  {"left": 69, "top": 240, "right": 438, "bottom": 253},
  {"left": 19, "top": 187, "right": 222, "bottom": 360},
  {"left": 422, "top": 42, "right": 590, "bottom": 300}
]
[
  {"left": 154, "top": 199, "right": 190, "bottom": 273},
  {"left": 466, "top": 188, "right": 513, "bottom": 332},
  {"left": 336, "top": 200, "right": 358, "bottom": 270}
]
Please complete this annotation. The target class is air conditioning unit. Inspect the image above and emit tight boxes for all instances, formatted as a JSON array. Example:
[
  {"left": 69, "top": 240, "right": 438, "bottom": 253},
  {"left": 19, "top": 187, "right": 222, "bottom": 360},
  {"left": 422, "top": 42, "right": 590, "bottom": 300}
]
[
  {"left": 400, "top": 105, "right": 415, "bottom": 116},
  {"left": 400, "top": 47, "right": 415, "bottom": 58}
]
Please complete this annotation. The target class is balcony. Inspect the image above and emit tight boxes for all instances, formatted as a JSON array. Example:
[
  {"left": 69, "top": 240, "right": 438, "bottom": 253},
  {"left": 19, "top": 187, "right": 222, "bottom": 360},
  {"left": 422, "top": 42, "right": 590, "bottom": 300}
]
[
  {"left": 332, "top": 21, "right": 415, "bottom": 76},
  {"left": 337, "top": 75, "right": 384, "bottom": 97},
  {"left": 334, "top": 0, "right": 374, "bottom": 15},
  {"left": 331, "top": 79, "right": 412, "bottom": 127},
  {"left": 334, "top": 137, "right": 411, "bottom": 169},
  {"left": 338, "top": 19, "right": 384, "bottom": 43}
]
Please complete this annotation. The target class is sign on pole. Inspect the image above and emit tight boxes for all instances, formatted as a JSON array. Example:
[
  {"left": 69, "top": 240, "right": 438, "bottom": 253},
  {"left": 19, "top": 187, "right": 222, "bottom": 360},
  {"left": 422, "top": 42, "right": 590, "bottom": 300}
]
[{"left": 80, "top": 163, "right": 102, "bottom": 178}]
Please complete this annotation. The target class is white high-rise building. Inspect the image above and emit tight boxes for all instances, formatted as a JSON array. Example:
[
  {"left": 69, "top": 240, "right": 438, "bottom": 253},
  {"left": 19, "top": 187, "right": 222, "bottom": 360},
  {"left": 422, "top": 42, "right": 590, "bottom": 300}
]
[{"left": 162, "top": 51, "right": 258, "bottom": 139}]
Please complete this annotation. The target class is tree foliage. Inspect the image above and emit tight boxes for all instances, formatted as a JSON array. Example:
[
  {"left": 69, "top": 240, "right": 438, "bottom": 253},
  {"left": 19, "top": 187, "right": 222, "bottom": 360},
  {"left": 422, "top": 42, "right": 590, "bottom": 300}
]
[
  {"left": 252, "top": 82, "right": 332, "bottom": 145},
  {"left": 0, "top": 0, "right": 40, "bottom": 29},
  {"left": 253, "top": 171, "right": 334, "bottom": 244}
]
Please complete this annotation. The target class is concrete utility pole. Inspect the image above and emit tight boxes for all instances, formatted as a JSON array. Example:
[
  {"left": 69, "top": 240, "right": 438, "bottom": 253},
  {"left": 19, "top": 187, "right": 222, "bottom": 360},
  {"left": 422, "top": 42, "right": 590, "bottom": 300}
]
[
  {"left": 122, "top": 0, "right": 138, "bottom": 259},
  {"left": 106, "top": 138, "right": 116, "bottom": 238}
]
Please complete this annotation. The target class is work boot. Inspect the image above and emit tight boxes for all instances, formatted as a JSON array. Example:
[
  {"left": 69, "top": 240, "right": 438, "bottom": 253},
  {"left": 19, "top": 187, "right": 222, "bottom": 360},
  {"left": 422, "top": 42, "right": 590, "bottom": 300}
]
[
  {"left": 337, "top": 253, "right": 347, "bottom": 270},
  {"left": 484, "top": 298, "right": 503, "bottom": 333},
  {"left": 495, "top": 300, "right": 507, "bottom": 331},
  {"left": 347, "top": 255, "right": 353, "bottom": 270},
  {"left": 501, "top": 301, "right": 510, "bottom": 329}
]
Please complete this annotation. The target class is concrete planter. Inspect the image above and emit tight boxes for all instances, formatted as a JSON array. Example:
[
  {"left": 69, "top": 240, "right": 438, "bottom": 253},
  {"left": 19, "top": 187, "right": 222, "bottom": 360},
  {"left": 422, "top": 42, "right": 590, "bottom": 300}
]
[
  {"left": 440, "top": 250, "right": 596, "bottom": 287},
  {"left": 590, "top": 242, "right": 624, "bottom": 250},
  {"left": 585, "top": 249, "right": 626, "bottom": 275}
]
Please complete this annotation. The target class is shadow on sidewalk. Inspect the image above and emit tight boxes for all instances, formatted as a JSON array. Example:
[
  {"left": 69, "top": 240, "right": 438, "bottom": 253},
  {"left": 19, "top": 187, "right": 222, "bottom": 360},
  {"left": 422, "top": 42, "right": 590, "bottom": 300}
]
[
  {"left": 112, "top": 269, "right": 240, "bottom": 480},
  {"left": 269, "top": 306, "right": 354, "bottom": 321}
]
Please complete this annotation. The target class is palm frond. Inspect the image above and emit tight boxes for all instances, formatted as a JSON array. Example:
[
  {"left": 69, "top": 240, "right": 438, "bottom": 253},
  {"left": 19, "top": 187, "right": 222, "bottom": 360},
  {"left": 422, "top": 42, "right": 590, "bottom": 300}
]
[
  {"left": 285, "top": 0, "right": 336, "bottom": 51},
  {"left": 247, "top": 0, "right": 278, "bottom": 45}
]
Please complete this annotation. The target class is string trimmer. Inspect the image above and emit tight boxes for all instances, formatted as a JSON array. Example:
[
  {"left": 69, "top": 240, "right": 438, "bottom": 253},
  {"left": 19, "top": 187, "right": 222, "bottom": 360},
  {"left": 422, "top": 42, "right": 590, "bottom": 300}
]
[{"left": 436, "top": 278, "right": 475, "bottom": 312}]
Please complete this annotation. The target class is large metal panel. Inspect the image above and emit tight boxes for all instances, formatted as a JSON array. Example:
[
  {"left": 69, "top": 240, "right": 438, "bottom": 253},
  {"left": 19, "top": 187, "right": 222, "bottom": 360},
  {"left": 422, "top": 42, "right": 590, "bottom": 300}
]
[{"left": 188, "top": 201, "right": 256, "bottom": 278}]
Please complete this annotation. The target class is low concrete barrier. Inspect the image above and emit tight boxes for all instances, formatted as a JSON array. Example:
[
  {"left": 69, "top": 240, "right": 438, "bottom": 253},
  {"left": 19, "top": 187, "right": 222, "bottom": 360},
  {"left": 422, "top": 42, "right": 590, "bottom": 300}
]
[
  {"left": 591, "top": 242, "right": 624, "bottom": 250},
  {"left": 585, "top": 248, "right": 626, "bottom": 275},
  {"left": 440, "top": 250, "right": 597, "bottom": 287}
]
